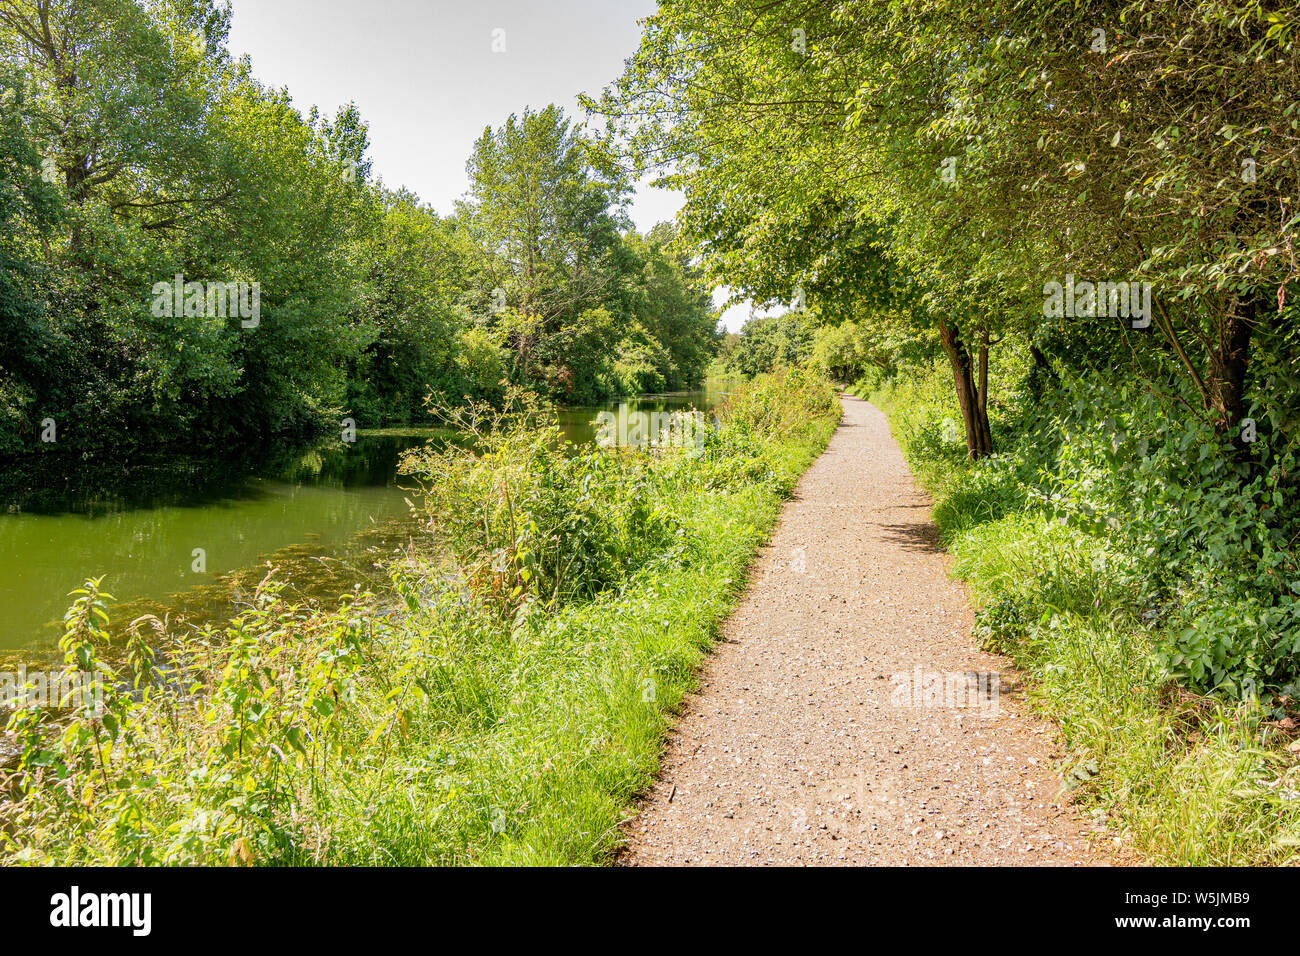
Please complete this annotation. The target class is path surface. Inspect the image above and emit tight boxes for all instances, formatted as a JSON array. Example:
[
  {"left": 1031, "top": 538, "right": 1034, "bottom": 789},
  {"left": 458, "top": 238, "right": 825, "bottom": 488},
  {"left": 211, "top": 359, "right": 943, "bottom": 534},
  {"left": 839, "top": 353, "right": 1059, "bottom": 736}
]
[{"left": 623, "top": 395, "right": 1113, "bottom": 866}]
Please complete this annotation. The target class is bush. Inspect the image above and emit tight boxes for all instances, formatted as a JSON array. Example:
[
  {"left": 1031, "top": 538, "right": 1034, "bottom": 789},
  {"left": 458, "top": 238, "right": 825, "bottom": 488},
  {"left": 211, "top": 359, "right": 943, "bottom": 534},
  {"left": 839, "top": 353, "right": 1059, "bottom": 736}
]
[
  {"left": 400, "top": 391, "right": 681, "bottom": 617},
  {"left": 1, "top": 370, "right": 841, "bottom": 865},
  {"left": 871, "top": 355, "right": 1300, "bottom": 865}
]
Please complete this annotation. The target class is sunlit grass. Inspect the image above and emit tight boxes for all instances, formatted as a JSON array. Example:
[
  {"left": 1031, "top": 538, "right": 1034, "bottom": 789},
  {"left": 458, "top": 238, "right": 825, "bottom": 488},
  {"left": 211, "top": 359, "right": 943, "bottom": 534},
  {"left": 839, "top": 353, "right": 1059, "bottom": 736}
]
[
  {"left": 1, "top": 369, "right": 839, "bottom": 866},
  {"left": 870, "top": 374, "right": 1300, "bottom": 866}
]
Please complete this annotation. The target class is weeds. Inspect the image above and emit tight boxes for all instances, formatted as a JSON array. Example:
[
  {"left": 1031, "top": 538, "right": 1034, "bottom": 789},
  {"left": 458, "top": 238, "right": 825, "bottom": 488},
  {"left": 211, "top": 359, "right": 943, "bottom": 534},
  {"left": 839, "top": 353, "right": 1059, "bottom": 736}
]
[
  {"left": 868, "top": 366, "right": 1300, "bottom": 865},
  {"left": 1, "top": 369, "right": 839, "bottom": 865}
]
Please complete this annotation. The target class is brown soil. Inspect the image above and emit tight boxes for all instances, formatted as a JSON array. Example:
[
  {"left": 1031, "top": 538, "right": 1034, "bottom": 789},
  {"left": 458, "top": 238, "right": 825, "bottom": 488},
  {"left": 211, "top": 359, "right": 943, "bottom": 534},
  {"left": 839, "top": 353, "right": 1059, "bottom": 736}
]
[{"left": 621, "top": 394, "right": 1117, "bottom": 866}]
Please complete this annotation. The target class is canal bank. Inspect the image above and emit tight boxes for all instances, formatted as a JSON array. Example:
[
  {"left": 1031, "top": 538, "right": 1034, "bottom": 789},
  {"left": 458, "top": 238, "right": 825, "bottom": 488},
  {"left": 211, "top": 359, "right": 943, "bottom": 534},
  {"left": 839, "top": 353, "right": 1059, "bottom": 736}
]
[
  {"left": 0, "top": 370, "right": 833, "bottom": 865},
  {"left": 0, "top": 386, "right": 733, "bottom": 659}
]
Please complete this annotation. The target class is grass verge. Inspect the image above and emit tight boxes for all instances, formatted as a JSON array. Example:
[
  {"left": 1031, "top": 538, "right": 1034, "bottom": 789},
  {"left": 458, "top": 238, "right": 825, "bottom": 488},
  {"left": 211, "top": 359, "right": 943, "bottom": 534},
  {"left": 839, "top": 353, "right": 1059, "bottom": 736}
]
[
  {"left": 1, "top": 368, "right": 839, "bottom": 865},
  {"left": 861, "top": 370, "right": 1300, "bottom": 866}
]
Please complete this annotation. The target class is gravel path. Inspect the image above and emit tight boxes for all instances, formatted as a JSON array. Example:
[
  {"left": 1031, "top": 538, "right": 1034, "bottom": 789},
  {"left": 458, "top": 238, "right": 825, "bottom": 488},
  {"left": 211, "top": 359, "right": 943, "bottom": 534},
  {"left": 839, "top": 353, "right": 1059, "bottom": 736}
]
[{"left": 622, "top": 394, "right": 1114, "bottom": 866}]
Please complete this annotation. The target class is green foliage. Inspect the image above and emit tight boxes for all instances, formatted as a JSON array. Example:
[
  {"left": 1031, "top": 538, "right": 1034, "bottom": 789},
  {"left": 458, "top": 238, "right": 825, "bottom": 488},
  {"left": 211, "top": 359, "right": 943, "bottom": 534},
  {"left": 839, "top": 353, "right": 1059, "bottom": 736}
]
[
  {"left": 724, "top": 311, "right": 812, "bottom": 377},
  {"left": 0, "top": 370, "right": 839, "bottom": 865},
  {"left": 600, "top": 0, "right": 1300, "bottom": 458},
  {"left": 0, "top": 68, "right": 61, "bottom": 454},
  {"left": 452, "top": 326, "right": 508, "bottom": 404},
  {"left": 877, "top": 351, "right": 1300, "bottom": 695},
  {"left": 344, "top": 192, "right": 465, "bottom": 424},
  {"left": 3, "top": 575, "right": 369, "bottom": 865},
  {"left": 400, "top": 390, "right": 681, "bottom": 617},
  {"left": 809, "top": 314, "right": 924, "bottom": 385},
  {"left": 874, "top": 357, "right": 1300, "bottom": 865},
  {"left": 0, "top": 8, "right": 719, "bottom": 457},
  {"left": 459, "top": 107, "right": 718, "bottom": 403}
]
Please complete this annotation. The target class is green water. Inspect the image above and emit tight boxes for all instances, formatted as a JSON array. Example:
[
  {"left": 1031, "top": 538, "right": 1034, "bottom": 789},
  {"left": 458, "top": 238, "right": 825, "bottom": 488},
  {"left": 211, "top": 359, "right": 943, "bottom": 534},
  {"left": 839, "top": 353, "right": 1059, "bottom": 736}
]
[
  {"left": 552, "top": 383, "right": 729, "bottom": 445},
  {"left": 0, "top": 436, "right": 433, "bottom": 656},
  {"left": 0, "top": 386, "right": 731, "bottom": 658}
]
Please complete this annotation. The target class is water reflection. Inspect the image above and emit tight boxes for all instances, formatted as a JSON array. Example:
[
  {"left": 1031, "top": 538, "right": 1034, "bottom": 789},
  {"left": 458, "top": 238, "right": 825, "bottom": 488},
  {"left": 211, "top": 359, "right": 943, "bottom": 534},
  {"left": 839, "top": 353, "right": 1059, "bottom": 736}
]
[
  {"left": 0, "top": 386, "right": 731, "bottom": 657},
  {"left": 554, "top": 385, "right": 730, "bottom": 446}
]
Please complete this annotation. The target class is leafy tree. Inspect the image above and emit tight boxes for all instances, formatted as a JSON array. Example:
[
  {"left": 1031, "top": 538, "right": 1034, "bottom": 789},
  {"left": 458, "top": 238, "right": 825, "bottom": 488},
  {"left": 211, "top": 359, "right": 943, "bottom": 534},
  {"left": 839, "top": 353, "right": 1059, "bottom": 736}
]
[
  {"left": 0, "top": 67, "right": 61, "bottom": 453},
  {"left": 598, "top": 0, "right": 1300, "bottom": 457},
  {"left": 0, "top": 6, "right": 723, "bottom": 459},
  {"left": 728, "top": 310, "right": 812, "bottom": 378},
  {"left": 346, "top": 190, "right": 465, "bottom": 424},
  {"left": 460, "top": 106, "right": 628, "bottom": 393}
]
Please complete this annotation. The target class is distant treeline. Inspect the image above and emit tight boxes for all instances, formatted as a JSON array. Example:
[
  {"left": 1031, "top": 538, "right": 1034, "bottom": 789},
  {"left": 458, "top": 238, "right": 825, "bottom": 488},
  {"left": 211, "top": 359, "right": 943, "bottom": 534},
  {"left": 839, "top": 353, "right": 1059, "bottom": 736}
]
[{"left": 0, "top": 1, "right": 718, "bottom": 457}]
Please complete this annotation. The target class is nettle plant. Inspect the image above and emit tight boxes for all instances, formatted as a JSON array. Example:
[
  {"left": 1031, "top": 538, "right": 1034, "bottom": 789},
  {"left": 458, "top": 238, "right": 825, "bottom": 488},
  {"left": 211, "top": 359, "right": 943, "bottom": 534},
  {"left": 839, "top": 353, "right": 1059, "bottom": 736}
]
[
  {"left": 1042, "top": 374, "right": 1300, "bottom": 698},
  {"left": 1, "top": 575, "right": 373, "bottom": 865},
  {"left": 400, "top": 390, "right": 681, "bottom": 620}
]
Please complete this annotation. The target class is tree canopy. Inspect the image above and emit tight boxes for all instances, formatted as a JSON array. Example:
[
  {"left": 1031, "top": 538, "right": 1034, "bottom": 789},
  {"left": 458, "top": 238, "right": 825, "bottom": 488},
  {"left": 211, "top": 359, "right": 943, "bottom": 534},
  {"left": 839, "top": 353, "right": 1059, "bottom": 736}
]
[
  {"left": 0, "top": 0, "right": 720, "bottom": 457},
  {"left": 596, "top": 0, "right": 1300, "bottom": 457}
]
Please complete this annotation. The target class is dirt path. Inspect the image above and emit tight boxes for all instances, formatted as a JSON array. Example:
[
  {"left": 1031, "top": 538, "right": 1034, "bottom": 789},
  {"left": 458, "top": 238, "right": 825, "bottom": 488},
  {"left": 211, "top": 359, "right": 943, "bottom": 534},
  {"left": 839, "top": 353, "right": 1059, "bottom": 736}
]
[{"left": 623, "top": 394, "right": 1113, "bottom": 866}]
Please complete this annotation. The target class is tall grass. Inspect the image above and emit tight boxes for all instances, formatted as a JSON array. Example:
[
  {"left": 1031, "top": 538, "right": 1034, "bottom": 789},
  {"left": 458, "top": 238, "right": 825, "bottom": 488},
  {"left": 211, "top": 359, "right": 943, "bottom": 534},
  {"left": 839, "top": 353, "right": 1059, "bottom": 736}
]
[
  {"left": 1, "top": 368, "right": 839, "bottom": 866},
  {"left": 867, "top": 369, "right": 1300, "bottom": 866}
]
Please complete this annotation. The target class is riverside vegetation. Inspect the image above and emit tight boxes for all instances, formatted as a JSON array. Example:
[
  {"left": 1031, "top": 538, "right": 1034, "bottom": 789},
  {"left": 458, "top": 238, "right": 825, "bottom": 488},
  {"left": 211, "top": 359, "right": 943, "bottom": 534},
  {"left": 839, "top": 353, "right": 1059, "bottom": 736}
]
[
  {"left": 855, "top": 357, "right": 1300, "bottom": 866},
  {"left": 0, "top": 370, "right": 839, "bottom": 865},
  {"left": 597, "top": 0, "right": 1300, "bottom": 865},
  {"left": 0, "top": 3, "right": 719, "bottom": 461}
]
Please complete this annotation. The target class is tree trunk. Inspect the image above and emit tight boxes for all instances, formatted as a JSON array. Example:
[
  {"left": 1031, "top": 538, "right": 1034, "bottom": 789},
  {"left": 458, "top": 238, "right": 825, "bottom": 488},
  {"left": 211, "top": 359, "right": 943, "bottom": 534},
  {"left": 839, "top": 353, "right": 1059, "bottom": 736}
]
[
  {"left": 937, "top": 317, "right": 992, "bottom": 459},
  {"left": 1208, "top": 291, "right": 1256, "bottom": 451},
  {"left": 1027, "top": 334, "right": 1055, "bottom": 399}
]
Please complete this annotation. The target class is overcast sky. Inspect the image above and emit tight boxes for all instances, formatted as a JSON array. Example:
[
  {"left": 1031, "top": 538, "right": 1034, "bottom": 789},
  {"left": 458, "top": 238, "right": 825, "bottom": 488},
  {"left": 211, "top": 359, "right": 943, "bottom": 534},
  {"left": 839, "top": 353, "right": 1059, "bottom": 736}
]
[{"left": 226, "top": 0, "right": 758, "bottom": 331}]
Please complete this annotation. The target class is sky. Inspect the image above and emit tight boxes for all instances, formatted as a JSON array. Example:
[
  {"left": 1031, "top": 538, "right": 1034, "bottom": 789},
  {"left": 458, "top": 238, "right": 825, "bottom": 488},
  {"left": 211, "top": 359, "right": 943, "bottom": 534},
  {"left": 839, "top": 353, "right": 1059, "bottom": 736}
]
[{"left": 225, "top": 0, "right": 761, "bottom": 332}]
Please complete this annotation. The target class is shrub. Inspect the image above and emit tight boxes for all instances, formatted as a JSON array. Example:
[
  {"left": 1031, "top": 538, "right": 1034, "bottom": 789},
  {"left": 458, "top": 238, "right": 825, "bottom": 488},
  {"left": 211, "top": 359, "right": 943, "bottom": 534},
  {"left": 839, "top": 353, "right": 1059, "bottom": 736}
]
[{"left": 1, "top": 369, "right": 841, "bottom": 865}]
